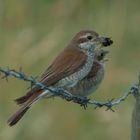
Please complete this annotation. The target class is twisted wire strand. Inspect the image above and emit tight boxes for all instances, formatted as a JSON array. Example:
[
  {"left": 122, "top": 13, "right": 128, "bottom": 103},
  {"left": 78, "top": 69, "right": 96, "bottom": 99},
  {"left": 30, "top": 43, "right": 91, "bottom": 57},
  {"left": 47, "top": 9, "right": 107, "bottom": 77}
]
[{"left": 0, "top": 67, "right": 138, "bottom": 111}]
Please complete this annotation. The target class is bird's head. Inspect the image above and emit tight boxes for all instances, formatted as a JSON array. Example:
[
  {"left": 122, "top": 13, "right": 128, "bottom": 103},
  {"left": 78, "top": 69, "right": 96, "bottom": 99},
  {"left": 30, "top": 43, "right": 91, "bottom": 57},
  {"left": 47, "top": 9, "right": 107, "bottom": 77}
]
[
  {"left": 94, "top": 49, "right": 109, "bottom": 62},
  {"left": 71, "top": 30, "right": 113, "bottom": 51}
]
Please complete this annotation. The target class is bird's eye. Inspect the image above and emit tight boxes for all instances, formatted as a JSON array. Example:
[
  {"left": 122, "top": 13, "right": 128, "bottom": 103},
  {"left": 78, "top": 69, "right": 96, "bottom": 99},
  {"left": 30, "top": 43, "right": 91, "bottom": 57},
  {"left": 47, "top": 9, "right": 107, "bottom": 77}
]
[{"left": 87, "top": 35, "right": 93, "bottom": 40}]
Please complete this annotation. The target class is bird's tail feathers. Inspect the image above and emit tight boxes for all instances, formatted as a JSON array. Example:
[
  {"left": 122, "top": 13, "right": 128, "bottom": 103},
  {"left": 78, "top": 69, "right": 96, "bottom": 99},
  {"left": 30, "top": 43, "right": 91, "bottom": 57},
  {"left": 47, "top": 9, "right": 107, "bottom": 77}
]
[
  {"left": 15, "top": 88, "right": 44, "bottom": 105},
  {"left": 8, "top": 90, "right": 49, "bottom": 126},
  {"left": 7, "top": 105, "right": 30, "bottom": 126},
  {"left": 15, "top": 94, "right": 32, "bottom": 105}
]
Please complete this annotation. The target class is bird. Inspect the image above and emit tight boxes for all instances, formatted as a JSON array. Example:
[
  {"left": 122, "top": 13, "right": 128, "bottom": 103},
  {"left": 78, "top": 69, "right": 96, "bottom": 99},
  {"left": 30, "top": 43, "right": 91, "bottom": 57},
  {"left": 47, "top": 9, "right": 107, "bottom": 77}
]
[
  {"left": 7, "top": 30, "right": 113, "bottom": 126},
  {"left": 66, "top": 49, "right": 109, "bottom": 97}
]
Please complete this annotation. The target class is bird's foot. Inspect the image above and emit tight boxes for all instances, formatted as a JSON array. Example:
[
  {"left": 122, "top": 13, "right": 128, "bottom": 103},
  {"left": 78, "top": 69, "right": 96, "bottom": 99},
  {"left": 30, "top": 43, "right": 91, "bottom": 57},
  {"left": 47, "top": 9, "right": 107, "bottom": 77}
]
[{"left": 73, "top": 96, "right": 90, "bottom": 109}]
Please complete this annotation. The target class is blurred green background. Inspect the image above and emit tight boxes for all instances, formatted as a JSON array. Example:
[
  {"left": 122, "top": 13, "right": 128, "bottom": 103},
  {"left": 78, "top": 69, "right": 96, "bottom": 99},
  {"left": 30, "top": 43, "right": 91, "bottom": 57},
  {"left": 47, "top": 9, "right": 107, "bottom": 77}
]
[{"left": 0, "top": 0, "right": 140, "bottom": 140}]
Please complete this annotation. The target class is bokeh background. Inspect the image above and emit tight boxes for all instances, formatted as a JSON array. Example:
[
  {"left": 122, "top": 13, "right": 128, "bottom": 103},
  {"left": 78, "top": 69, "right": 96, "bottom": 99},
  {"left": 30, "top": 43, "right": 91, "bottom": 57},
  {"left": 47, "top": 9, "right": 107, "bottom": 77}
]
[{"left": 0, "top": 0, "right": 140, "bottom": 140}]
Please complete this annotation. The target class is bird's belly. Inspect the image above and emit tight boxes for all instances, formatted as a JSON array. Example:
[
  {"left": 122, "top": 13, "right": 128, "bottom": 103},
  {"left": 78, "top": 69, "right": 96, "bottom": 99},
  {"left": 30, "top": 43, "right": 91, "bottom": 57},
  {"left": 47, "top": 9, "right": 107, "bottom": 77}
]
[
  {"left": 66, "top": 79, "right": 99, "bottom": 96},
  {"left": 66, "top": 68, "right": 104, "bottom": 96}
]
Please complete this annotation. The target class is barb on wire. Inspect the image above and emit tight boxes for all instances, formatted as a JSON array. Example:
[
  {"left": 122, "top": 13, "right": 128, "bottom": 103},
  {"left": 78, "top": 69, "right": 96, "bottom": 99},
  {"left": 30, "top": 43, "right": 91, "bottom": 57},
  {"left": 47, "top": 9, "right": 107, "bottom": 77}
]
[{"left": 0, "top": 67, "right": 139, "bottom": 111}]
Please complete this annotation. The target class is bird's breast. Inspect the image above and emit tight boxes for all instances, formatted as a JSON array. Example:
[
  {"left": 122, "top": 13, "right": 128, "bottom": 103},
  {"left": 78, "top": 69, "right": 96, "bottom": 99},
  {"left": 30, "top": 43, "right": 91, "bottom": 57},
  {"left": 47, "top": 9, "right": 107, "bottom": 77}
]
[
  {"left": 56, "top": 50, "right": 94, "bottom": 88},
  {"left": 67, "top": 64, "right": 104, "bottom": 96}
]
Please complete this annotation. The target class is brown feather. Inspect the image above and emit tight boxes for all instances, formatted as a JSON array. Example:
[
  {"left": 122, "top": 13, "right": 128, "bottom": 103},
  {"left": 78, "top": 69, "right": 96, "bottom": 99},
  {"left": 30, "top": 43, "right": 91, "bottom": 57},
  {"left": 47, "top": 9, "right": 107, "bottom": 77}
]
[
  {"left": 9, "top": 90, "right": 44, "bottom": 126},
  {"left": 15, "top": 89, "right": 43, "bottom": 105},
  {"left": 41, "top": 46, "right": 87, "bottom": 85},
  {"left": 86, "top": 61, "right": 101, "bottom": 79},
  {"left": 8, "top": 106, "right": 30, "bottom": 126},
  {"left": 15, "top": 45, "right": 87, "bottom": 104}
]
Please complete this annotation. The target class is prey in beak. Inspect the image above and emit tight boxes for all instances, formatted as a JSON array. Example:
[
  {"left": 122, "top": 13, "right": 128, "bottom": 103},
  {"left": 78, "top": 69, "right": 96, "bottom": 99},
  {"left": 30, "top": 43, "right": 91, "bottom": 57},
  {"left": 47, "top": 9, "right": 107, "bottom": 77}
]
[
  {"left": 96, "top": 36, "right": 113, "bottom": 47},
  {"left": 102, "top": 37, "right": 113, "bottom": 47}
]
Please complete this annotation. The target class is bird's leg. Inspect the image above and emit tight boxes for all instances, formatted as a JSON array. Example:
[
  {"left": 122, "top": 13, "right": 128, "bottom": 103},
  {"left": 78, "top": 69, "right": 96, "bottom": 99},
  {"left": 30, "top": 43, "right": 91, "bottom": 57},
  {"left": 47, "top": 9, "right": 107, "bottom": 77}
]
[{"left": 72, "top": 96, "right": 90, "bottom": 109}]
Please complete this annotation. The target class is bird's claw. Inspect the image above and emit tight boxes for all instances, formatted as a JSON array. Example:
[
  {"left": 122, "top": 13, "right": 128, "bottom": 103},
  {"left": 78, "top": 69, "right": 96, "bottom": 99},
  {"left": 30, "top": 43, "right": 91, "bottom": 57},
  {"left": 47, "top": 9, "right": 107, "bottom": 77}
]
[{"left": 72, "top": 96, "right": 89, "bottom": 109}]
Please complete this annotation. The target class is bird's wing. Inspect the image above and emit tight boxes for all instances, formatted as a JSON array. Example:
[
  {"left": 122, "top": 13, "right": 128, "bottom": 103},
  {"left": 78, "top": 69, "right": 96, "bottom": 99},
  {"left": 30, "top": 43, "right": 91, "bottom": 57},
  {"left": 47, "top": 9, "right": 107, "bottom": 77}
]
[
  {"left": 15, "top": 46, "right": 87, "bottom": 105},
  {"left": 40, "top": 46, "right": 87, "bottom": 86},
  {"left": 86, "top": 61, "right": 101, "bottom": 79}
]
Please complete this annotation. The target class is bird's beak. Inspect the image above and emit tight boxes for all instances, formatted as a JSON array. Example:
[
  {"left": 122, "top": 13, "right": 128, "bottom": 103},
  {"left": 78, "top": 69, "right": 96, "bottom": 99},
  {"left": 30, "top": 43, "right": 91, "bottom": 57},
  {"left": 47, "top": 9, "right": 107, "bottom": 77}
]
[{"left": 97, "top": 36, "right": 113, "bottom": 47}]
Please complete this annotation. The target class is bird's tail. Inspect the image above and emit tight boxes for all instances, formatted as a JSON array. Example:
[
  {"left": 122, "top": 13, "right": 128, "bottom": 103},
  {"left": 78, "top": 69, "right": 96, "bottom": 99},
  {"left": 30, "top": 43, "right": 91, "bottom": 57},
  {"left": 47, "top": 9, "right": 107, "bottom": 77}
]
[
  {"left": 8, "top": 90, "right": 50, "bottom": 126},
  {"left": 15, "top": 88, "right": 43, "bottom": 105},
  {"left": 7, "top": 105, "right": 30, "bottom": 126}
]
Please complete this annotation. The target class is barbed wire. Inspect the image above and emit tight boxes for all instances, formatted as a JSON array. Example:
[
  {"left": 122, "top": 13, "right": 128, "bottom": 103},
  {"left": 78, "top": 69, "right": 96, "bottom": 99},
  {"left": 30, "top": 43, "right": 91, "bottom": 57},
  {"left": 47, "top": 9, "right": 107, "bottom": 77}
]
[{"left": 0, "top": 67, "right": 139, "bottom": 111}]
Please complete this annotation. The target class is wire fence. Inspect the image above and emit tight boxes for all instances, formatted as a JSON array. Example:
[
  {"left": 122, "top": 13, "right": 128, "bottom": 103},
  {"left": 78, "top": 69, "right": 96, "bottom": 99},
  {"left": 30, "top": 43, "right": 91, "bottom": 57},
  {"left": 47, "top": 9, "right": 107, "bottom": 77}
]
[{"left": 0, "top": 67, "right": 139, "bottom": 111}]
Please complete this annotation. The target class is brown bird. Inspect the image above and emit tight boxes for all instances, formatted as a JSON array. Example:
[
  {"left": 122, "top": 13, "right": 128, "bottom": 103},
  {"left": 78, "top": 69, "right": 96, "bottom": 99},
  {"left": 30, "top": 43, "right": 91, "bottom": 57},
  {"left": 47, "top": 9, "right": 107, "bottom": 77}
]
[
  {"left": 8, "top": 30, "right": 113, "bottom": 126},
  {"left": 66, "top": 49, "right": 109, "bottom": 97}
]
